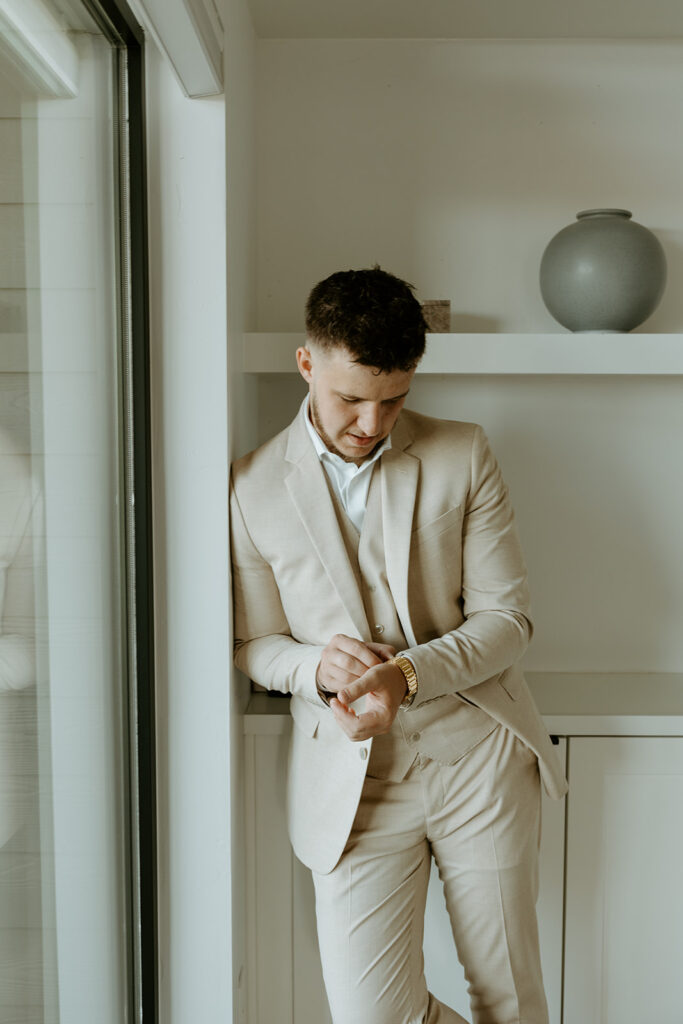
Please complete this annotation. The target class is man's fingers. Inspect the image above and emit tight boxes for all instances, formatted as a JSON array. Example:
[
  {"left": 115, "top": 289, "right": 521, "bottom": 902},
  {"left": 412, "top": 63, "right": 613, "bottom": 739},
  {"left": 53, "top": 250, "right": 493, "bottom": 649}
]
[
  {"left": 337, "top": 663, "right": 381, "bottom": 704},
  {"left": 323, "top": 653, "right": 376, "bottom": 689},
  {"left": 338, "top": 661, "right": 406, "bottom": 708},
  {"left": 330, "top": 699, "right": 385, "bottom": 741},
  {"left": 330, "top": 697, "right": 358, "bottom": 720},
  {"left": 365, "top": 642, "right": 396, "bottom": 661},
  {"left": 318, "top": 635, "right": 385, "bottom": 691},
  {"left": 332, "top": 650, "right": 376, "bottom": 679},
  {"left": 331, "top": 634, "right": 382, "bottom": 670},
  {"left": 337, "top": 678, "right": 369, "bottom": 705}
]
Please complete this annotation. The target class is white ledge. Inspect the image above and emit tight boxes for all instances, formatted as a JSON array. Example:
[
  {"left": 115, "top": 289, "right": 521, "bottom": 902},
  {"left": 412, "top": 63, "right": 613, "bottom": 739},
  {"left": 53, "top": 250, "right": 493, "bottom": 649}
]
[
  {"left": 126, "top": 0, "right": 223, "bottom": 97},
  {"left": 242, "top": 332, "right": 683, "bottom": 375},
  {"left": 244, "top": 673, "right": 683, "bottom": 737},
  {"left": 0, "top": 0, "right": 79, "bottom": 98}
]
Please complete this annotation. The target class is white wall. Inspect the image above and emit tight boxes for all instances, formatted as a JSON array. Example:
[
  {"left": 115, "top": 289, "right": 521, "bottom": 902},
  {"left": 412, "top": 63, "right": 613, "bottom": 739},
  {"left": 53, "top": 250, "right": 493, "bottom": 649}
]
[
  {"left": 224, "top": 0, "right": 257, "bottom": 1019},
  {"left": 145, "top": 0, "right": 258, "bottom": 1013},
  {"left": 226, "top": 0, "right": 258, "bottom": 460},
  {"left": 247, "top": 38, "right": 683, "bottom": 677},
  {"left": 249, "top": 368, "right": 683, "bottom": 674},
  {"left": 255, "top": 39, "right": 683, "bottom": 333},
  {"left": 146, "top": 41, "right": 234, "bottom": 1023}
]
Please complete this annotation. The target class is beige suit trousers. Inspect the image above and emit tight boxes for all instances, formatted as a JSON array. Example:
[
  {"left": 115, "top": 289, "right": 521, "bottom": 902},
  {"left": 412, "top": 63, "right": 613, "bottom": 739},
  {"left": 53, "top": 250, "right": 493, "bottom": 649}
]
[{"left": 311, "top": 725, "right": 548, "bottom": 1024}]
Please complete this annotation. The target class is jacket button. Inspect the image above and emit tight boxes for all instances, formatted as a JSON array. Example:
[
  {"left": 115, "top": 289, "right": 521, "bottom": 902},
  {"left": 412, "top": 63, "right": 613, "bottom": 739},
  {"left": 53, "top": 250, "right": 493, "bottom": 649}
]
[{"left": 359, "top": 747, "right": 368, "bottom": 760}]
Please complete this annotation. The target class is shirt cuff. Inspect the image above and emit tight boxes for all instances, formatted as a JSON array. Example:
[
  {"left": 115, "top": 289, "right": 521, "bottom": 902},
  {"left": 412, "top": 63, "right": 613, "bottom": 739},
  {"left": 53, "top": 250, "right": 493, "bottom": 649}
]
[
  {"left": 315, "top": 663, "right": 335, "bottom": 707},
  {"left": 316, "top": 684, "right": 334, "bottom": 707}
]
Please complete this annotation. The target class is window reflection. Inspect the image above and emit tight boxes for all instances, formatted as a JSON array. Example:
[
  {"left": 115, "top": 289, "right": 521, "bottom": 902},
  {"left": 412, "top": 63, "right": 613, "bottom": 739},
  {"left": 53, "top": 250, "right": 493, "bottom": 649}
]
[{"left": 0, "top": 7, "right": 132, "bottom": 1021}]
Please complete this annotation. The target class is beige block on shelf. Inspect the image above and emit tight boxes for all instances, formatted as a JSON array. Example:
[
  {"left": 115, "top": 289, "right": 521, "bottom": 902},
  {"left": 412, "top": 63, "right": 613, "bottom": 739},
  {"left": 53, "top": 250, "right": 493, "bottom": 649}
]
[{"left": 421, "top": 300, "right": 451, "bottom": 333}]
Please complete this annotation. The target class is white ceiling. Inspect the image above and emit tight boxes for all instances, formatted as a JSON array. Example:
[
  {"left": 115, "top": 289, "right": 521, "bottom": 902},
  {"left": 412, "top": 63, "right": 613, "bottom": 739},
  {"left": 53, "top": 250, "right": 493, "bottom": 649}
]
[{"left": 248, "top": 0, "right": 683, "bottom": 40}]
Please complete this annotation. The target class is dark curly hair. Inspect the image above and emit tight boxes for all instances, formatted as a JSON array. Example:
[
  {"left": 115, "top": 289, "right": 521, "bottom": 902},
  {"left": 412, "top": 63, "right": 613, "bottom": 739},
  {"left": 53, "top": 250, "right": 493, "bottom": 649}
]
[{"left": 305, "top": 266, "right": 427, "bottom": 373}]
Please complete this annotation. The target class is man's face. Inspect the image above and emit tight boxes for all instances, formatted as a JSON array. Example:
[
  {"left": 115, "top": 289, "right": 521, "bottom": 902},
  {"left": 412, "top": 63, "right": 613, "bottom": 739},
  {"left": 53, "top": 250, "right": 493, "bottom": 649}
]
[{"left": 296, "top": 343, "right": 416, "bottom": 465}]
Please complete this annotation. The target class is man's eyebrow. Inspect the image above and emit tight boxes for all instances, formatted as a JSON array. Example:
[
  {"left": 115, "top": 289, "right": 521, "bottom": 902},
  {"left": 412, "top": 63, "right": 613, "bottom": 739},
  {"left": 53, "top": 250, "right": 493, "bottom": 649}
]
[{"left": 334, "top": 389, "right": 410, "bottom": 402}]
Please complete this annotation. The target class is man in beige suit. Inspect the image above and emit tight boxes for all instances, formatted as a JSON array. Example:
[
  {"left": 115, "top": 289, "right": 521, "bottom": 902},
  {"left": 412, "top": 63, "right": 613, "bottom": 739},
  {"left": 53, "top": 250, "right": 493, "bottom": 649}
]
[{"left": 230, "top": 267, "right": 567, "bottom": 1024}]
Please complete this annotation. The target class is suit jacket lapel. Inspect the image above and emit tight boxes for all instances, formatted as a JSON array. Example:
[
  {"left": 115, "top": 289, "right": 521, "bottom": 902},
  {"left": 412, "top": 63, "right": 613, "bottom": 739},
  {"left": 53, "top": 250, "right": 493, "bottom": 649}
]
[
  {"left": 380, "top": 414, "right": 420, "bottom": 648},
  {"left": 284, "top": 411, "right": 370, "bottom": 641}
]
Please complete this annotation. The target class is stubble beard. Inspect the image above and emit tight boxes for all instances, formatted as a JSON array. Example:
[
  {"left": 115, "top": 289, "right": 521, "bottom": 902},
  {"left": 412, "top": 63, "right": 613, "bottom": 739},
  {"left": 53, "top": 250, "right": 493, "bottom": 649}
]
[{"left": 309, "top": 393, "right": 376, "bottom": 465}]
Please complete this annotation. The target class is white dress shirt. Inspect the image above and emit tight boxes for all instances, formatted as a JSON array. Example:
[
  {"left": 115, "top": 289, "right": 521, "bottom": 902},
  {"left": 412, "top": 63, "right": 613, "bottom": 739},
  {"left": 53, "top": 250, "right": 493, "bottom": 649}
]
[
  {"left": 302, "top": 396, "right": 391, "bottom": 533},
  {"left": 302, "top": 395, "right": 417, "bottom": 703}
]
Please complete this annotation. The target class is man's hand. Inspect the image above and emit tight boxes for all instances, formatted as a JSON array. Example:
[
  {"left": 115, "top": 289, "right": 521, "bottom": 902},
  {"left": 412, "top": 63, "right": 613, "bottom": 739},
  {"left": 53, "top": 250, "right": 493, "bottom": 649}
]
[
  {"left": 316, "top": 634, "right": 395, "bottom": 694},
  {"left": 330, "top": 659, "right": 408, "bottom": 742}
]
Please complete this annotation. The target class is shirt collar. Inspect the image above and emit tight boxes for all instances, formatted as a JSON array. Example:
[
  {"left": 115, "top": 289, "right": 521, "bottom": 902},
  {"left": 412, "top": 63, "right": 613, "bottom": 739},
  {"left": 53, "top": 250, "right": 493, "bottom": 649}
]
[{"left": 301, "top": 395, "right": 392, "bottom": 468}]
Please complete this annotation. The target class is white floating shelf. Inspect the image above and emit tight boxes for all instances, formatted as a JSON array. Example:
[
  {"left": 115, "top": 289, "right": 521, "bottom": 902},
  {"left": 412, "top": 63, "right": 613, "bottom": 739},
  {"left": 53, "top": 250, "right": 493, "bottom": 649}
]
[{"left": 243, "top": 332, "right": 683, "bottom": 375}]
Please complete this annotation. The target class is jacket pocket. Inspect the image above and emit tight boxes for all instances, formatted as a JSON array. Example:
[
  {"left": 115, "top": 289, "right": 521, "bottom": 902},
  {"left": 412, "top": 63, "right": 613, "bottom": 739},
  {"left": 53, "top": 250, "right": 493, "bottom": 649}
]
[
  {"left": 290, "top": 695, "right": 320, "bottom": 738},
  {"left": 412, "top": 504, "right": 462, "bottom": 542}
]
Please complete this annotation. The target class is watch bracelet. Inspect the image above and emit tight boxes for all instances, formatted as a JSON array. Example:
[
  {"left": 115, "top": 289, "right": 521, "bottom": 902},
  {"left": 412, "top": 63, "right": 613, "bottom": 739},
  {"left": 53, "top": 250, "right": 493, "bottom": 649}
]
[{"left": 392, "top": 655, "right": 418, "bottom": 709}]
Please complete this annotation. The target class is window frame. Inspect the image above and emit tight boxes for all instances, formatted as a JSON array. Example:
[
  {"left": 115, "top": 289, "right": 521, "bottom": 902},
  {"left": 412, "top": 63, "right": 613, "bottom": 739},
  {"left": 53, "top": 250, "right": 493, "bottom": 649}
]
[{"left": 81, "top": 1, "right": 157, "bottom": 1019}]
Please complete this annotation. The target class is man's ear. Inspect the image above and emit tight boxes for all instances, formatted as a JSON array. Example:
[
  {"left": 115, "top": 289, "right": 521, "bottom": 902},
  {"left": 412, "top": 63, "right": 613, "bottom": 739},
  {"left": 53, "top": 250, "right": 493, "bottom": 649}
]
[{"left": 295, "top": 345, "right": 314, "bottom": 384}]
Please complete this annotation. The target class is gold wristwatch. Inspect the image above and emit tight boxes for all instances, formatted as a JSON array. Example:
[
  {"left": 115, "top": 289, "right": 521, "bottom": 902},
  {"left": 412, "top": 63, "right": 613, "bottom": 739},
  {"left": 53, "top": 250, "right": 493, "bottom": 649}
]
[{"left": 392, "top": 655, "right": 418, "bottom": 709}]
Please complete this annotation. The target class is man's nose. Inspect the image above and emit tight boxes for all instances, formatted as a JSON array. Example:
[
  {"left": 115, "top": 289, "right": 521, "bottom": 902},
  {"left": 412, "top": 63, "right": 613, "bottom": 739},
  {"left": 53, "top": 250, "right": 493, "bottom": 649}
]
[{"left": 356, "top": 404, "right": 381, "bottom": 436}]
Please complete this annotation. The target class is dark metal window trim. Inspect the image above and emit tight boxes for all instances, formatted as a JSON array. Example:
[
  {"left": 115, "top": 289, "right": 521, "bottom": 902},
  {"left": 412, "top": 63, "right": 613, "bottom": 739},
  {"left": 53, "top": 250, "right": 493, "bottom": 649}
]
[{"left": 82, "top": 2, "right": 157, "bottom": 1021}]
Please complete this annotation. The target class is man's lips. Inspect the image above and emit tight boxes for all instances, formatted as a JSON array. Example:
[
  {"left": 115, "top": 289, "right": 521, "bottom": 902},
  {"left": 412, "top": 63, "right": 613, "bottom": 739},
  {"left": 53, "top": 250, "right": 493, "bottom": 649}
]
[{"left": 347, "top": 433, "right": 378, "bottom": 445}]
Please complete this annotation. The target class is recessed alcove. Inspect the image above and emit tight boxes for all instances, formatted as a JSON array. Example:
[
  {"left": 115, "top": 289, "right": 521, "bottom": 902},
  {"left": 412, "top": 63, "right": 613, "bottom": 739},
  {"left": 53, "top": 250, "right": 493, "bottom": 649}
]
[{"left": 233, "top": 14, "right": 683, "bottom": 1024}]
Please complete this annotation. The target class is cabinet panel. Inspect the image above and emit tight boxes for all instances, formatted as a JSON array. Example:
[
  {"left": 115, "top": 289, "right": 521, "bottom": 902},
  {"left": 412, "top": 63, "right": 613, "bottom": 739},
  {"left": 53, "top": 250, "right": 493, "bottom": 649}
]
[
  {"left": 245, "top": 732, "right": 295, "bottom": 1024},
  {"left": 564, "top": 737, "right": 683, "bottom": 1024},
  {"left": 424, "top": 739, "right": 566, "bottom": 1024},
  {"left": 246, "top": 726, "right": 566, "bottom": 1023}
]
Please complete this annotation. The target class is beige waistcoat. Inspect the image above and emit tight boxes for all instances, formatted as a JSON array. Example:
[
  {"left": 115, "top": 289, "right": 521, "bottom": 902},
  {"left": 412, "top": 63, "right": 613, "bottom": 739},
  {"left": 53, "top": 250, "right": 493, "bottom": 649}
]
[{"left": 328, "top": 465, "right": 496, "bottom": 783}]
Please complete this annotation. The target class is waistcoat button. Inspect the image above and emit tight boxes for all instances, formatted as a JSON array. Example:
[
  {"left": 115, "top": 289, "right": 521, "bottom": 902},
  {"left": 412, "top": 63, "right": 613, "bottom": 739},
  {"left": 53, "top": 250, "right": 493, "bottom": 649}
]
[
  {"left": 374, "top": 624, "right": 384, "bottom": 635},
  {"left": 410, "top": 732, "right": 421, "bottom": 743}
]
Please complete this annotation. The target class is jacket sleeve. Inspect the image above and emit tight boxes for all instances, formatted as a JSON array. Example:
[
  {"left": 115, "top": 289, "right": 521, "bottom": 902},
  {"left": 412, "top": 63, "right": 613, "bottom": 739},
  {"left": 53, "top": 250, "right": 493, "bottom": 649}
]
[
  {"left": 230, "top": 479, "right": 326, "bottom": 704},
  {"left": 402, "top": 425, "right": 533, "bottom": 707}
]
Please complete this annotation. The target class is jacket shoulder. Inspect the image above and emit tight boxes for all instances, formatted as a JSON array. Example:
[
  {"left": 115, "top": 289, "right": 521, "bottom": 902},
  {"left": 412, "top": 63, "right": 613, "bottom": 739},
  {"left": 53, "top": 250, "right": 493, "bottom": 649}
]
[
  {"left": 400, "top": 408, "right": 483, "bottom": 455},
  {"left": 231, "top": 423, "right": 291, "bottom": 491}
]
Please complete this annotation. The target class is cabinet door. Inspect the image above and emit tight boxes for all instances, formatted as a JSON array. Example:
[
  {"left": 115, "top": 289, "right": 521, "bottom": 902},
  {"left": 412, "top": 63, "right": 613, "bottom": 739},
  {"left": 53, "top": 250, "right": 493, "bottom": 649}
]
[
  {"left": 246, "top": 727, "right": 566, "bottom": 1024},
  {"left": 245, "top": 728, "right": 333, "bottom": 1024},
  {"left": 564, "top": 737, "right": 683, "bottom": 1024},
  {"left": 424, "top": 739, "right": 567, "bottom": 1024}
]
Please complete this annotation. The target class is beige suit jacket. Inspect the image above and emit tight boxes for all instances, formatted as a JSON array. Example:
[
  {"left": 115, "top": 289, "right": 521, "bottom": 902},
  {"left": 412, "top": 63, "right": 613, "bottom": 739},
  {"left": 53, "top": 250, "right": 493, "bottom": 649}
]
[{"left": 230, "top": 405, "right": 568, "bottom": 874}]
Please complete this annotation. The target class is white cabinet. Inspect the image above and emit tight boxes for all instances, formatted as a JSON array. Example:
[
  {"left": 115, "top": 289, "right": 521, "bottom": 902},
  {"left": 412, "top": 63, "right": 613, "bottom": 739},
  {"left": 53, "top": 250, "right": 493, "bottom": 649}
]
[
  {"left": 423, "top": 738, "right": 567, "bottom": 1024},
  {"left": 244, "top": 705, "right": 566, "bottom": 1024},
  {"left": 563, "top": 737, "right": 683, "bottom": 1024},
  {"left": 244, "top": 682, "right": 683, "bottom": 1024},
  {"left": 244, "top": 716, "right": 331, "bottom": 1024}
]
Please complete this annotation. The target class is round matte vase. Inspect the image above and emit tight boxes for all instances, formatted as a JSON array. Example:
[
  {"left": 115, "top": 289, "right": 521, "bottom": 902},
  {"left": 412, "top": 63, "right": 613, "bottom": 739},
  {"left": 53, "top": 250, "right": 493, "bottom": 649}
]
[{"left": 539, "top": 209, "right": 667, "bottom": 332}]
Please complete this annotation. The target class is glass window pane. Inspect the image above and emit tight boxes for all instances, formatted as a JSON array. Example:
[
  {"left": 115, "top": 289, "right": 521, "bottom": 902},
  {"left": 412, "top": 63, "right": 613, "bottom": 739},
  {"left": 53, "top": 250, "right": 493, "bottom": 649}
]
[{"left": 0, "top": 6, "right": 132, "bottom": 1022}]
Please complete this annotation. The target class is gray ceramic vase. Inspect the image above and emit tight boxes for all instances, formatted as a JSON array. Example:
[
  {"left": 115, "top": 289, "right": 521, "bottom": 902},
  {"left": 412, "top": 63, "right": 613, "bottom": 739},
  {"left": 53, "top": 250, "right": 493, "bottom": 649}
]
[{"left": 539, "top": 209, "right": 667, "bottom": 332}]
